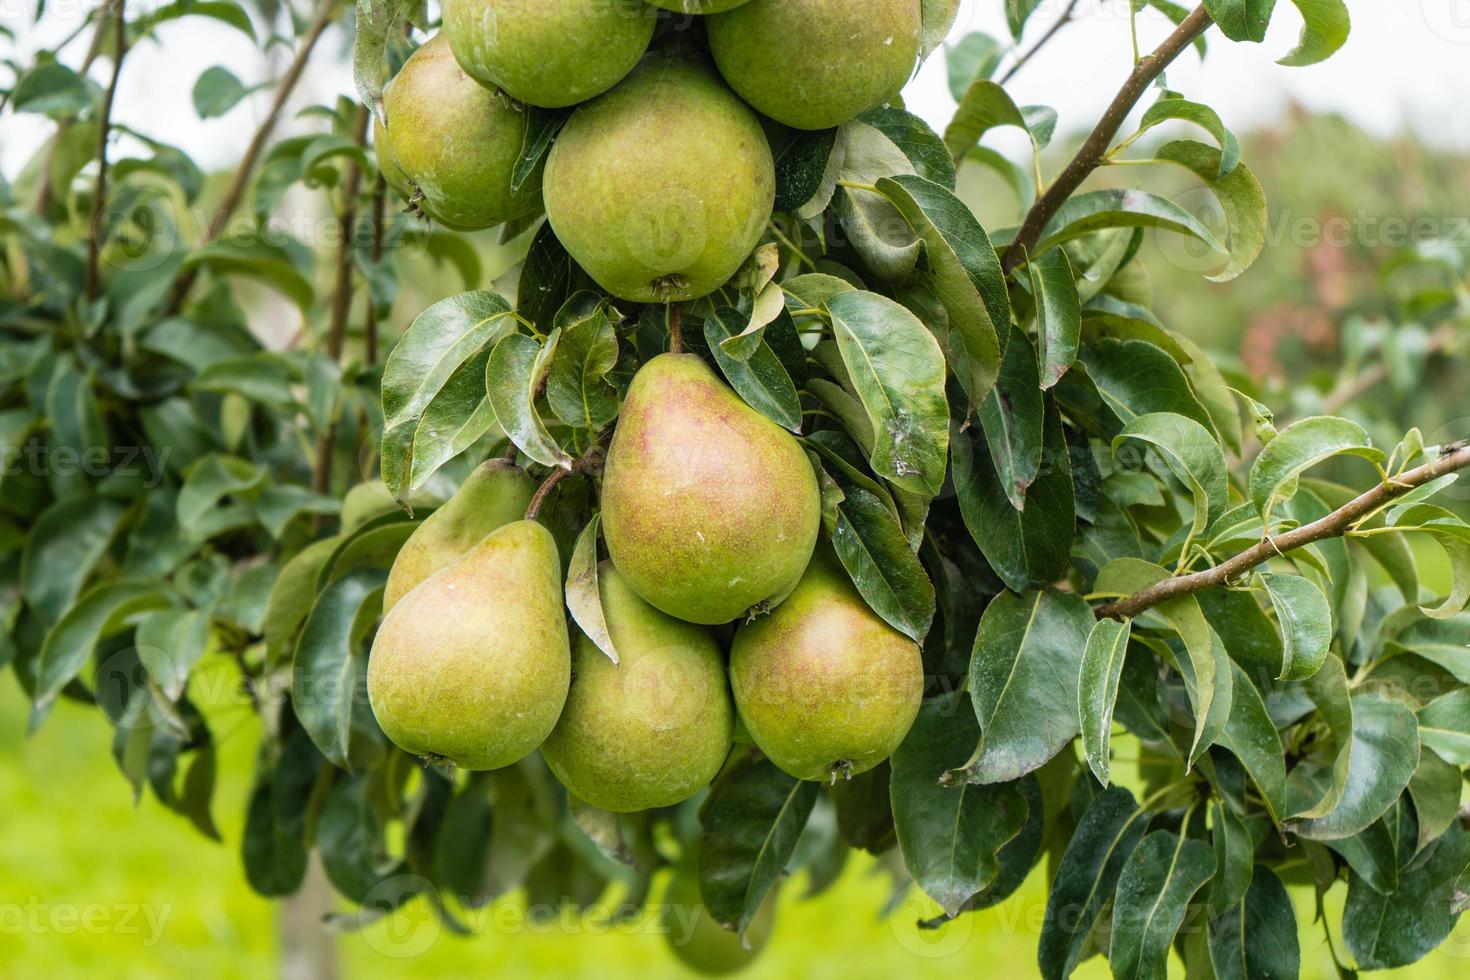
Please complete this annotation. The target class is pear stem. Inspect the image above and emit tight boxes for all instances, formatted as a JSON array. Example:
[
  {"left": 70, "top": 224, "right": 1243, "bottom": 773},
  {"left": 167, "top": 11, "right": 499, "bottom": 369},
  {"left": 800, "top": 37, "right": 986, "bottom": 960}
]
[
  {"left": 668, "top": 302, "right": 684, "bottom": 354},
  {"left": 525, "top": 468, "right": 570, "bottom": 522}
]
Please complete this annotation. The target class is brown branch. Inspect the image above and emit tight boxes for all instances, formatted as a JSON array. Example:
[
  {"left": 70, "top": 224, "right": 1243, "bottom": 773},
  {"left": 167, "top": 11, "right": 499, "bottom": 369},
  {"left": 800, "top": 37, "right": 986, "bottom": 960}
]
[
  {"left": 1095, "top": 442, "right": 1470, "bottom": 620},
  {"left": 85, "top": 0, "right": 128, "bottom": 301},
  {"left": 1317, "top": 322, "right": 1459, "bottom": 418},
  {"left": 312, "top": 105, "right": 371, "bottom": 501},
  {"left": 362, "top": 174, "right": 388, "bottom": 365},
  {"left": 31, "top": 3, "right": 111, "bottom": 215},
  {"left": 1001, "top": 5, "right": 1214, "bottom": 274},
  {"left": 166, "top": 0, "right": 341, "bottom": 313},
  {"left": 998, "top": 0, "right": 1082, "bottom": 86}
]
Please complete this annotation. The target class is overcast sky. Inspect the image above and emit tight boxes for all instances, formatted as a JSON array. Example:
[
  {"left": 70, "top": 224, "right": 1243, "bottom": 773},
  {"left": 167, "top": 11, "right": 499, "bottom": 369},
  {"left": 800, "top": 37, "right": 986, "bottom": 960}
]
[{"left": 4, "top": 0, "right": 1470, "bottom": 182}]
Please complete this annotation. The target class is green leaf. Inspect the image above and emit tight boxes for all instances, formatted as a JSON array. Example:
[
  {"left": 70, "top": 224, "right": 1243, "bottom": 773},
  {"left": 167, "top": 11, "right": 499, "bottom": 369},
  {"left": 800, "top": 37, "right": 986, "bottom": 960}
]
[
  {"left": 135, "top": 0, "right": 258, "bottom": 42},
  {"left": 1079, "top": 617, "right": 1132, "bottom": 787},
  {"left": 545, "top": 293, "right": 620, "bottom": 433},
  {"left": 1038, "top": 787, "right": 1151, "bottom": 980},
  {"left": 978, "top": 326, "right": 1044, "bottom": 511},
  {"left": 263, "top": 536, "right": 341, "bottom": 670},
  {"left": 176, "top": 455, "right": 266, "bottom": 536},
  {"left": 953, "top": 590, "right": 1094, "bottom": 785},
  {"left": 1030, "top": 247, "right": 1081, "bottom": 389},
  {"left": 36, "top": 583, "right": 171, "bottom": 711},
  {"left": 513, "top": 106, "right": 570, "bottom": 194},
  {"left": 1113, "top": 412, "right": 1228, "bottom": 542},
  {"left": 704, "top": 308, "right": 802, "bottom": 432},
  {"left": 1291, "top": 691, "right": 1420, "bottom": 840},
  {"left": 825, "top": 291, "right": 950, "bottom": 496},
  {"left": 1218, "top": 661, "right": 1288, "bottom": 823},
  {"left": 192, "top": 65, "right": 258, "bottom": 119},
  {"left": 1290, "top": 653, "right": 1353, "bottom": 819},
  {"left": 952, "top": 398, "right": 1075, "bottom": 593},
  {"left": 181, "top": 242, "right": 314, "bottom": 315},
  {"left": 135, "top": 608, "right": 212, "bottom": 702},
  {"left": 859, "top": 108, "right": 956, "bottom": 190},
  {"left": 1248, "top": 416, "right": 1384, "bottom": 519},
  {"left": 1343, "top": 823, "right": 1470, "bottom": 970},
  {"left": 1207, "top": 866, "right": 1300, "bottom": 980},
  {"left": 945, "top": 33, "right": 1003, "bottom": 99},
  {"left": 833, "top": 122, "right": 921, "bottom": 282},
  {"left": 353, "top": 0, "right": 414, "bottom": 123},
  {"left": 290, "top": 569, "right": 386, "bottom": 772},
  {"left": 1155, "top": 140, "right": 1268, "bottom": 283},
  {"left": 1258, "top": 573, "right": 1332, "bottom": 680},
  {"left": 1081, "top": 338, "right": 1214, "bottom": 432},
  {"left": 1278, "top": 0, "right": 1350, "bottom": 66},
  {"left": 1204, "top": 0, "right": 1276, "bottom": 43},
  {"left": 1138, "top": 94, "right": 1241, "bottom": 176},
  {"left": 192, "top": 352, "right": 298, "bottom": 408},
  {"left": 1407, "top": 750, "right": 1462, "bottom": 855},
  {"left": 565, "top": 515, "right": 618, "bottom": 666},
  {"left": 831, "top": 487, "right": 935, "bottom": 643},
  {"left": 1036, "top": 189, "right": 1226, "bottom": 256},
  {"left": 892, "top": 693, "right": 1027, "bottom": 917},
  {"left": 699, "top": 754, "right": 819, "bottom": 938},
  {"left": 1417, "top": 689, "right": 1470, "bottom": 764},
  {"left": 21, "top": 496, "right": 127, "bottom": 626},
  {"left": 1208, "top": 801, "right": 1253, "bottom": 912},
  {"left": 921, "top": 0, "right": 963, "bottom": 60},
  {"left": 944, "top": 80, "right": 1053, "bottom": 162},
  {"left": 772, "top": 127, "right": 842, "bottom": 214},
  {"left": 11, "top": 61, "right": 95, "bottom": 117},
  {"left": 486, "top": 332, "right": 573, "bottom": 470},
  {"left": 876, "top": 174, "right": 1007, "bottom": 406},
  {"left": 1385, "top": 504, "right": 1470, "bottom": 619},
  {"left": 381, "top": 291, "right": 517, "bottom": 500},
  {"left": 1110, "top": 831, "right": 1217, "bottom": 980}
]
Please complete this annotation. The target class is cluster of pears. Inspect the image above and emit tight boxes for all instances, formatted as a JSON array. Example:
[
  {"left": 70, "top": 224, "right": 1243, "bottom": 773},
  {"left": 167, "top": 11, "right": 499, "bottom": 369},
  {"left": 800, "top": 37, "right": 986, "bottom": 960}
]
[
  {"left": 375, "top": 0, "right": 924, "bottom": 301},
  {"left": 368, "top": 354, "right": 924, "bottom": 812}
]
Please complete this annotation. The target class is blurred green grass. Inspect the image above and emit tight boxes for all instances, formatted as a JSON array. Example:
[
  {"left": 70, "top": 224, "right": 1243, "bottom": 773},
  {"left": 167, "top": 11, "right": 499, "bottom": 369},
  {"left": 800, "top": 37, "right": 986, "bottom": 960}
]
[{"left": 4, "top": 663, "right": 1469, "bottom": 979}]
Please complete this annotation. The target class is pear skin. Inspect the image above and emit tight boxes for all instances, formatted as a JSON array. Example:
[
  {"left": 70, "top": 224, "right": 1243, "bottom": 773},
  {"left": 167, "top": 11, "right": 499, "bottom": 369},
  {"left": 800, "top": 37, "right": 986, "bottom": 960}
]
[
  {"left": 542, "top": 57, "right": 775, "bottom": 303},
  {"left": 648, "top": 0, "right": 754, "bottom": 11},
  {"left": 382, "top": 34, "right": 541, "bottom": 230},
  {"left": 442, "top": 0, "right": 655, "bottom": 109},
  {"left": 368, "top": 520, "right": 570, "bottom": 770},
  {"left": 707, "top": 0, "right": 921, "bottom": 130},
  {"left": 730, "top": 550, "right": 923, "bottom": 782},
  {"left": 601, "top": 353, "right": 820, "bottom": 625},
  {"left": 383, "top": 459, "right": 536, "bottom": 613},
  {"left": 541, "top": 564, "right": 733, "bottom": 812}
]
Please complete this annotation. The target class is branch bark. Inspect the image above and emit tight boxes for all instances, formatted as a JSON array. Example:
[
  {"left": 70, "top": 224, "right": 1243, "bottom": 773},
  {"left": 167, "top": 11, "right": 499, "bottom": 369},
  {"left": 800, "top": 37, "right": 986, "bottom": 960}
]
[
  {"left": 85, "top": 0, "right": 128, "bottom": 301},
  {"left": 166, "top": 0, "right": 341, "bottom": 313},
  {"left": 1001, "top": 6, "right": 1214, "bottom": 273},
  {"left": 1095, "top": 442, "right": 1470, "bottom": 620}
]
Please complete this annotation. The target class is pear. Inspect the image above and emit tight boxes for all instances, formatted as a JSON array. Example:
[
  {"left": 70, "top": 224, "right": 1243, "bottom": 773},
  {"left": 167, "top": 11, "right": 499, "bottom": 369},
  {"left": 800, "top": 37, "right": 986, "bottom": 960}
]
[
  {"left": 367, "top": 520, "right": 570, "bottom": 770},
  {"left": 662, "top": 862, "right": 775, "bottom": 974},
  {"left": 541, "top": 564, "right": 733, "bottom": 812},
  {"left": 442, "top": 0, "right": 655, "bottom": 109},
  {"left": 382, "top": 459, "right": 536, "bottom": 613},
  {"left": 730, "top": 550, "right": 923, "bottom": 782},
  {"left": 707, "top": 0, "right": 921, "bottom": 130},
  {"left": 648, "top": 0, "right": 754, "bottom": 11},
  {"left": 382, "top": 34, "right": 541, "bottom": 230},
  {"left": 601, "top": 354, "right": 820, "bottom": 624},
  {"left": 542, "top": 56, "right": 775, "bottom": 303}
]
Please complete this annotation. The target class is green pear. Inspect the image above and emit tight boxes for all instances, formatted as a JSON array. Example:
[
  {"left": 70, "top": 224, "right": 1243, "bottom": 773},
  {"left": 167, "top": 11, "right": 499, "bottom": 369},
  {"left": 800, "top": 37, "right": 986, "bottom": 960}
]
[
  {"left": 648, "top": 0, "right": 753, "bottom": 11},
  {"left": 541, "top": 564, "right": 733, "bottom": 812},
  {"left": 368, "top": 520, "right": 570, "bottom": 770},
  {"left": 707, "top": 0, "right": 921, "bottom": 130},
  {"left": 382, "top": 34, "right": 541, "bottom": 230},
  {"left": 601, "top": 354, "right": 820, "bottom": 624},
  {"left": 730, "top": 550, "right": 923, "bottom": 782},
  {"left": 662, "top": 862, "right": 775, "bottom": 974},
  {"left": 382, "top": 459, "right": 536, "bottom": 613},
  {"left": 542, "top": 56, "right": 775, "bottom": 302},
  {"left": 442, "top": 0, "right": 655, "bottom": 109}
]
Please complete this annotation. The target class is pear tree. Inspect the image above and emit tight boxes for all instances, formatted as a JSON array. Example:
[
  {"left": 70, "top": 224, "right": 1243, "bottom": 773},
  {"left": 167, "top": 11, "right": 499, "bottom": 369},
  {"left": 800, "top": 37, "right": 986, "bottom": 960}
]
[{"left": 4, "top": 0, "right": 1470, "bottom": 976}]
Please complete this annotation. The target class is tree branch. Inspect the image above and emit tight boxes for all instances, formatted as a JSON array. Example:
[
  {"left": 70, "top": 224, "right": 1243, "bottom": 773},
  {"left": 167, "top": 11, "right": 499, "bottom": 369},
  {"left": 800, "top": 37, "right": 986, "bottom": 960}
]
[
  {"left": 1317, "top": 322, "right": 1459, "bottom": 418},
  {"left": 312, "top": 105, "right": 370, "bottom": 501},
  {"left": 1001, "top": 6, "right": 1214, "bottom": 273},
  {"left": 30, "top": 2, "right": 111, "bottom": 215},
  {"left": 85, "top": 0, "right": 128, "bottom": 302},
  {"left": 166, "top": 0, "right": 341, "bottom": 313},
  {"left": 1095, "top": 442, "right": 1470, "bottom": 620},
  {"left": 362, "top": 174, "right": 388, "bottom": 366},
  {"left": 998, "top": 0, "right": 1082, "bottom": 86}
]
